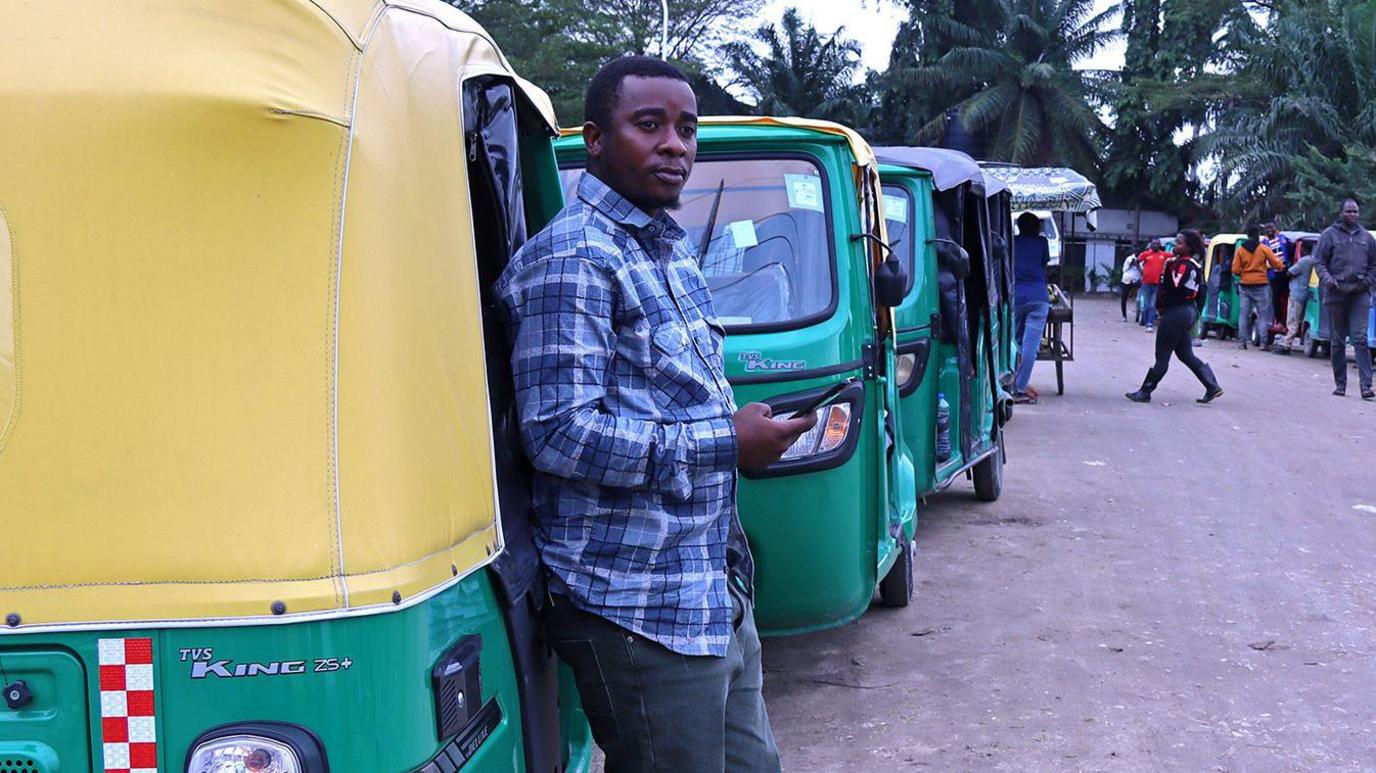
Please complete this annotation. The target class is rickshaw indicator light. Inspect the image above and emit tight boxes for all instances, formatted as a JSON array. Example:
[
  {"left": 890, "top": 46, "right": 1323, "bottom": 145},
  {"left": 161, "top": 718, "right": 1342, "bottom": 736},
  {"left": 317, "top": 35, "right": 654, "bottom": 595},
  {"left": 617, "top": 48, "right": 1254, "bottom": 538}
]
[
  {"left": 780, "top": 403, "right": 852, "bottom": 461},
  {"left": 817, "top": 405, "right": 852, "bottom": 453},
  {"left": 187, "top": 735, "right": 301, "bottom": 773}
]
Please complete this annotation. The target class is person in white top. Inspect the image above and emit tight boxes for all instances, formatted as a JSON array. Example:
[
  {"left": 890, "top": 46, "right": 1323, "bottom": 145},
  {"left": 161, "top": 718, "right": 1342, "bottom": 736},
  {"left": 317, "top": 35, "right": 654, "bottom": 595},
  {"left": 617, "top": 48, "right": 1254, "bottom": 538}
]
[{"left": 1120, "top": 249, "right": 1144, "bottom": 322}]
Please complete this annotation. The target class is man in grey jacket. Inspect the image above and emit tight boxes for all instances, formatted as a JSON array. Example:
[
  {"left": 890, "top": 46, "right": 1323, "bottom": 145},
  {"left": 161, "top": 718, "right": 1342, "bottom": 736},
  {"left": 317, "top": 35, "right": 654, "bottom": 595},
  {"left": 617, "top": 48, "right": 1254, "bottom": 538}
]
[
  {"left": 1273, "top": 246, "right": 1317, "bottom": 355},
  {"left": 1313, "top": 198, "right": 1376, "bottom": 398}
]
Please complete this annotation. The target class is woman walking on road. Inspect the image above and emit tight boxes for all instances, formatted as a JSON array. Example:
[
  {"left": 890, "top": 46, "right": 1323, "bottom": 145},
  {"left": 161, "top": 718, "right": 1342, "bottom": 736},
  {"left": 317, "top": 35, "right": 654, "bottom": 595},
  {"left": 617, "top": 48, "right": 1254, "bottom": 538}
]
[{"left": 1126, "top": 230, "right": 1225, "bottom": 404}]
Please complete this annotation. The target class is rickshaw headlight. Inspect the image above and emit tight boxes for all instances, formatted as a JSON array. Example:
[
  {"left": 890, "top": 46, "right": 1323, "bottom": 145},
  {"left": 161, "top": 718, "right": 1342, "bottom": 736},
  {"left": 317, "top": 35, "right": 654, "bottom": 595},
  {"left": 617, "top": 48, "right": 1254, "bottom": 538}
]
[
  {"left": 187, "top": 735, "right": 301, "bottom": 772},
  {"left": 780, "top": 403, "right": 852, "bottom": 461}
]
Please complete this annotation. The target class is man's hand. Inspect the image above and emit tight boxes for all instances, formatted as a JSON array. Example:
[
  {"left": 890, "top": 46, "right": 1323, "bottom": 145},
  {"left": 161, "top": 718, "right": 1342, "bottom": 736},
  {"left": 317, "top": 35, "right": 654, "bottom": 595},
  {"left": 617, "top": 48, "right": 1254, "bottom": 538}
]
[
  {"left": 1324, "top": 276, "right": 1340, "bottom": 291},
  {"left": 734, "top": 402, "right": 819, "bottom": 473}
]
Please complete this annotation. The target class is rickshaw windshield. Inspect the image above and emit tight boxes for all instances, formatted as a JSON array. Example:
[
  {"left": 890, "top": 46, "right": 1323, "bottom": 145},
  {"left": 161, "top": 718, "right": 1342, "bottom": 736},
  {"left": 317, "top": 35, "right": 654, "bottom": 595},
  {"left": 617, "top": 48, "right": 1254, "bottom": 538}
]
[
  {"left": 683, "top": 158, "right": 834, "bottom": 329},
  {"left": 559, "top": 159, "right": 836, "bottom": 331},
  {"left": 882, "top": 184, "right": 915, "bottom": 291}
]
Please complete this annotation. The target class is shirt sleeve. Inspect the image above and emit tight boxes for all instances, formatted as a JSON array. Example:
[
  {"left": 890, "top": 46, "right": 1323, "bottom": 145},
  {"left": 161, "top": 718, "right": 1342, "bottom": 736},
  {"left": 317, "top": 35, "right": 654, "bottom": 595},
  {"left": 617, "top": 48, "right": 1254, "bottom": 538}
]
[
  {"left": 1367, "top": 236, "right": 1376, "bottom": 287},
  {"left": 501, "top": 251, "right": 737, "bottom": 500}
]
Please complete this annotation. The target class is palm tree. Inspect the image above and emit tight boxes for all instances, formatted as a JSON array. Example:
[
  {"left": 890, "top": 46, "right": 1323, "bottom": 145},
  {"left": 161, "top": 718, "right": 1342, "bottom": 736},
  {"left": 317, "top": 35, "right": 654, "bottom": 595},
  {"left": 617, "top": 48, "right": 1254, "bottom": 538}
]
[
  {"left": 721, "top": 8, "right": 871, "bottom": 124},
  {"left": 1202, "top": 0, "right": 1376, "bottom": 226},
  {"left": 917, "top": 0, "right": 1120, "bottom": 172}
]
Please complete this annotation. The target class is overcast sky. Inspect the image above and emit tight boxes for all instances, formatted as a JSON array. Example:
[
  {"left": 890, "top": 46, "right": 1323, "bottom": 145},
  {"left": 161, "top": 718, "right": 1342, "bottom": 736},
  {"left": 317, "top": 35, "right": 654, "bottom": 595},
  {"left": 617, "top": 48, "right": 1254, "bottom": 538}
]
[{"left": 757, "top": 0, "right": 1128, "bottom": 74}]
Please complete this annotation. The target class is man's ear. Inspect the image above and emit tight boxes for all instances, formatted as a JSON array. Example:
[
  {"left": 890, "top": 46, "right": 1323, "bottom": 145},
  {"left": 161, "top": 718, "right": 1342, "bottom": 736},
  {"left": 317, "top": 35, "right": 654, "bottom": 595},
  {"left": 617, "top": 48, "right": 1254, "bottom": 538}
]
[{"left": 583, "top": 122, "right": 603, "bottom": 160}]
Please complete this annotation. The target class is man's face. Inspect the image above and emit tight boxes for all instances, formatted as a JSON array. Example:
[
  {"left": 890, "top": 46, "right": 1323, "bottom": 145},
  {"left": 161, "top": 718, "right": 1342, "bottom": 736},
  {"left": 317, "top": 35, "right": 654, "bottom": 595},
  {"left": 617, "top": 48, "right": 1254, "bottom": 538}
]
[
  {"left": 1264, "top": 224, "right": 1277, "bottom": 237},
  {"left": 1342, "top": 201, "right": 1360, "bottom": 227},
  {"left": 585, "top": 76, "right": 698, "bottom": 214}
]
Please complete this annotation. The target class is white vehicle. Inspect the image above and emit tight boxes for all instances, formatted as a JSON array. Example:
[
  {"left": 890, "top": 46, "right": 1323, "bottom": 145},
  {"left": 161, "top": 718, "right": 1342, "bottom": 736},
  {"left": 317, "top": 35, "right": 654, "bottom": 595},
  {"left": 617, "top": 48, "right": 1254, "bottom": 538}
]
[{"left": 1016, "top": 209, "right": 1061, "bottom": 266}]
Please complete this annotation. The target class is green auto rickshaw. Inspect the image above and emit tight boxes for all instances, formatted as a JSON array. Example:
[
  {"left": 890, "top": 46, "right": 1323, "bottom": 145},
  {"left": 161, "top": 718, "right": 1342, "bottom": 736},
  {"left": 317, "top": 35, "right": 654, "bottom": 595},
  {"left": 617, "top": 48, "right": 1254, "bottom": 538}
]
[
  {"left": 1201, "top": 233, "right": 1245, "bottom": 338},
  {"left": 0, "top": 2, "right": 593, "bottom": 771},
  {"left": 556, "top": 116, "right": 919, "bottom": 634},
  {"left": 876, "top": 148, "right": 1013, "bottom": 502}
]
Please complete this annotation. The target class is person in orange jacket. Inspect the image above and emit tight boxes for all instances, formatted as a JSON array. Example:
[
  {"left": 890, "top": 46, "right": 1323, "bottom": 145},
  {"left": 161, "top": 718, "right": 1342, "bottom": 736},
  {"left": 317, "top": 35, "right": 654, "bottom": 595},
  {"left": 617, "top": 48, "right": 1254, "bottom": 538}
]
[{"left": 1232, "top": 224, "right": 1285, "bottom": 349}]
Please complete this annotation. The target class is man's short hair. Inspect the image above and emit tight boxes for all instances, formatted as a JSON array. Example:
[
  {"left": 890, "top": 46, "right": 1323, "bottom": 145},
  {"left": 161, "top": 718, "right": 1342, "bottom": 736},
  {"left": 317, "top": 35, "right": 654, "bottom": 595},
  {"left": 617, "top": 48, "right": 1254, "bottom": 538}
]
[
  {"left": 584, "top": 56, "right": 691, "bottom": 129},
  {"left": 1343, "top": 197, "right": 1361, "bottom": 209}
]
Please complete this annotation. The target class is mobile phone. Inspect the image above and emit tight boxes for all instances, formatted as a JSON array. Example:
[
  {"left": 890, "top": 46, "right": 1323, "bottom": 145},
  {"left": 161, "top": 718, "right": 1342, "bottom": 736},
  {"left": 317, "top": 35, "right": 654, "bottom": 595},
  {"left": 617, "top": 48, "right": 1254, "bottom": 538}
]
[{"left": 788, "top": 378, "right": 856, "bottom": 419}]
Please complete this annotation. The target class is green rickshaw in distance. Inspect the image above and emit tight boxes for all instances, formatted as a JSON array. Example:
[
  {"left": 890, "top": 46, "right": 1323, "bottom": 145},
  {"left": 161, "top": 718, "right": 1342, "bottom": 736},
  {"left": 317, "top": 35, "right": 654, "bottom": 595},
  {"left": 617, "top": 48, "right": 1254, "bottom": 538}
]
[
  {"left": 555, "top": 116, "right": 920, "bottom": 635},
  {"left": 875, "top": 148, "right": 1013, "bottom": 502},
  {"left": 1201, "top": 233, "right": 1246, "bottom": 338},
  {"left": 0, "top": 2, "right": 593, "bottom": 771}
]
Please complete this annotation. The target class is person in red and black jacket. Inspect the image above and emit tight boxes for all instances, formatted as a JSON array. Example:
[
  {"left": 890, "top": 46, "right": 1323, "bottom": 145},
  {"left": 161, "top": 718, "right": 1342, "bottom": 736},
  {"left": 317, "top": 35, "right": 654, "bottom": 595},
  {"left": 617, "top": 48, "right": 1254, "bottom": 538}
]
[{"left": 1126, "top": 230, "right": 1224, "bottom": 404}]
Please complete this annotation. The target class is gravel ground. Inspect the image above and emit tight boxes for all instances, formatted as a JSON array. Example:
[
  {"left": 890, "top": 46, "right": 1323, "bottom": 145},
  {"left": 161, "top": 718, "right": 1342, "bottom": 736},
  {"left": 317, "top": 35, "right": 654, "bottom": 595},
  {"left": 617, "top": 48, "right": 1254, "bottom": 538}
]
[{"left": 761, "top": 295, "right": 1376, "bottom": 772}]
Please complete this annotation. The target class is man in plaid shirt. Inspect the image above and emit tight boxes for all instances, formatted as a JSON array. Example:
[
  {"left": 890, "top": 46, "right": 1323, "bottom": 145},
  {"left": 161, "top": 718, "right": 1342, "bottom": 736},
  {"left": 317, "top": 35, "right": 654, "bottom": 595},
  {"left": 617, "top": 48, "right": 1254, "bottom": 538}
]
[{"left": 496, "top": 57, "right": 814, "bottom": 772}]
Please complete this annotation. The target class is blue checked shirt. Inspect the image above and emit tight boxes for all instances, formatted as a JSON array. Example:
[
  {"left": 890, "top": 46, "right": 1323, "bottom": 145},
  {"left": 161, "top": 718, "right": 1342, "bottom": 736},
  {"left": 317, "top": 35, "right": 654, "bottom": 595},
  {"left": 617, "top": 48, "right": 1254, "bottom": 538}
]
[{"left": 496, "top": 174, "right": 745, "bottom": 657}]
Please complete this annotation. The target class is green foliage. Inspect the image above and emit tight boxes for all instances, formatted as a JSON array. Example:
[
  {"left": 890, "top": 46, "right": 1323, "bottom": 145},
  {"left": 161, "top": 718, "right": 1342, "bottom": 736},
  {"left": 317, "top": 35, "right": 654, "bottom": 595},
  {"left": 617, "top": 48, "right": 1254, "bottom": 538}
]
[
  {"left": 719, "top": 8, "right": 873, "bottom": 125},
  {"left": 1201, "top": 0, "right": 1376, "bottom": 227},
  {"left": 1286, "top": 144, "right": 1376, "bottom": 227},
  {"left": 913, "top": 0, "right": 1120, "bottom": 172},
  {"left": 451, "top": 0, "right": 761, "bottom": 121},
  {"left": 869, "top": 0, "right": 1005, "bottom": 145}
]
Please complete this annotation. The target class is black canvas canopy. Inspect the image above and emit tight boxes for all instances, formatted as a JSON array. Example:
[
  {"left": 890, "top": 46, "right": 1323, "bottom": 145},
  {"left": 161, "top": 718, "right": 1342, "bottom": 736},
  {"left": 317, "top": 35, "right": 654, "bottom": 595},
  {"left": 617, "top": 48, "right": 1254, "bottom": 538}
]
[{"left": 875, "top": 146, "right": 1008, "bottom": 197}]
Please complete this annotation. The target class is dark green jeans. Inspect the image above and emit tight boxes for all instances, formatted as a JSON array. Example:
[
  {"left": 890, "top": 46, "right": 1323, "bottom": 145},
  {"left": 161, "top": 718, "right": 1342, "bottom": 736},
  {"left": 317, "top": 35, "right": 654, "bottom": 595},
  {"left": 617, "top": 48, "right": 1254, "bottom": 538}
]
[{"left": 545, "top": 583, "right": 780, "bottom": 773}]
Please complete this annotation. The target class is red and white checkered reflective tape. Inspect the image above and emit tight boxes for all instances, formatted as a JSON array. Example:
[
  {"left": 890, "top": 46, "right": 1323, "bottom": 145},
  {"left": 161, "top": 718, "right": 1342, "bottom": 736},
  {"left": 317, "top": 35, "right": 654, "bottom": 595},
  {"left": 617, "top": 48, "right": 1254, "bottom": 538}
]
[{"left": 97, "top": 637, "right": 158, "bottom": 773}]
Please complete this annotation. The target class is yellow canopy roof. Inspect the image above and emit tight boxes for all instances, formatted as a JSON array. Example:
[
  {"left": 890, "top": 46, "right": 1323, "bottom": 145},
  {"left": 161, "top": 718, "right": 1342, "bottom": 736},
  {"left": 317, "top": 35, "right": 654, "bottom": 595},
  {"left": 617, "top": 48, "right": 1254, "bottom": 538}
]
[
  {"left": 0, "top": 0, "right": 554, "bottom": 630},
  {"left": 1204, "top": 234, "right": 1245, "bottom": 279},
  {"left": 696, "top": 116, "right": 880, "bottom": 169}
]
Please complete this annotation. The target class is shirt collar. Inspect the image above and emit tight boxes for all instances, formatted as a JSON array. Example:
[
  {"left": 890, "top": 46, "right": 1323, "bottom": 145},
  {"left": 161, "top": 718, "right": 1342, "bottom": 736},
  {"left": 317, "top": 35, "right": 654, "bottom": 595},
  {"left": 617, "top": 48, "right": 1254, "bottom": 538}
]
[{"left": 577, "top": 173, "right": 687, "bottom": 244}]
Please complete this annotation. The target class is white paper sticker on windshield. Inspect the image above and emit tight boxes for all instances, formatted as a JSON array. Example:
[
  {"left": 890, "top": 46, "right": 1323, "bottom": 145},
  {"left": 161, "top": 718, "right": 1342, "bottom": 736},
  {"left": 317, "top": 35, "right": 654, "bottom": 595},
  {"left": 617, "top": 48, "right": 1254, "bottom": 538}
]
[
  {"left": 728, "top": 220, "right": 758, "bottom": 248},
  {"left": 784, "top": 174, "right": 823, "bottom": 211},
  {"left": 883, "top": 194, "right": 908, "bottom": 223}
]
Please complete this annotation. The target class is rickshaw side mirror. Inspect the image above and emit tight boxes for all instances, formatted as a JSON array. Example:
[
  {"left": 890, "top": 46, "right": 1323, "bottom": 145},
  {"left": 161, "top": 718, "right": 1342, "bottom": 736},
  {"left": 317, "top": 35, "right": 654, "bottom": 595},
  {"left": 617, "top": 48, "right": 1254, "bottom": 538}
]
[
  {"left": 852, "top": 231, "right": 908, "bottom": 307},
  {"left": 932, "top": 238, "right": 971, "bottom": 279},
  {"left": 876, "top": 256, "right": 908, "bottom": 308}
]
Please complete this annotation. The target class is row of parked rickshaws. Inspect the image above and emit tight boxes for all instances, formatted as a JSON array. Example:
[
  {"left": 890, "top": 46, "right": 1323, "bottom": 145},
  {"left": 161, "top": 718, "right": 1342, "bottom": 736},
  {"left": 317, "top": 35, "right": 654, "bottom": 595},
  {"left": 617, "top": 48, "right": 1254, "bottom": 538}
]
[
  {"left": 0, "top": 4, "right": 1034, "bottom": 772},
  {"left": 1199, "top": 232, "right": 1376, "bottom": 356},
  {"left": 554, "top": 123, "right": 1023, "bottom": 632}
]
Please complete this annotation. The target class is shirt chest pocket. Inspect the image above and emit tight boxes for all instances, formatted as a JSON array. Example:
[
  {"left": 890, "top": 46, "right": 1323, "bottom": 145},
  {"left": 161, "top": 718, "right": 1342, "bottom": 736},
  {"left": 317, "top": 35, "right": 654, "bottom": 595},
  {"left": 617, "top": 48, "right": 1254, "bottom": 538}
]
[{"left": 648, "top": 322, "right": 714, "bottom": 408}]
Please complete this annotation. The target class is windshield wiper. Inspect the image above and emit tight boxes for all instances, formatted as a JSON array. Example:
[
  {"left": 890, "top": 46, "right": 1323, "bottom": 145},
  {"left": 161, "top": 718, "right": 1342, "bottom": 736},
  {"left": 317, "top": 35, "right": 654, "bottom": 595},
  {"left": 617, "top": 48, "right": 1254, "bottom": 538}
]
[{"left": 696, "top": 179, "right": 725, "bottom": 265}]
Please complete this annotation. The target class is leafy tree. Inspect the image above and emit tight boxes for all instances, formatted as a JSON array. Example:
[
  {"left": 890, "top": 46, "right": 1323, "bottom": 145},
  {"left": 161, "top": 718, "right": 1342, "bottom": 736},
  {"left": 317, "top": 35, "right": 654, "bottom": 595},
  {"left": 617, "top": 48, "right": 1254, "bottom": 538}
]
[
  {"left": 1286, "top": 144, "right": 1376, "bottom": 227},
  {"left": 915, "top": 0, "right": 1120, "bottom": 171},
  {"left": 720, "top": 8, "right": 872, "bottom": 125},
  {"left": 1201, "top": 0, "right": 1376, "bottom": 226},
  {"left": 585, "top": 0, "right": 765, "bottom": 60},
  {"left": 1104, "top": 0, "right": 1189, "bottom": 240},
  {"left": 449, "top": 0, "right": 613, "bottom": 120},
  {"left": 451, "top": 0, "right": 760, "bottom": 121},
  {"left": 872, "top": 0, "right": 1006, "bottom": 145}
]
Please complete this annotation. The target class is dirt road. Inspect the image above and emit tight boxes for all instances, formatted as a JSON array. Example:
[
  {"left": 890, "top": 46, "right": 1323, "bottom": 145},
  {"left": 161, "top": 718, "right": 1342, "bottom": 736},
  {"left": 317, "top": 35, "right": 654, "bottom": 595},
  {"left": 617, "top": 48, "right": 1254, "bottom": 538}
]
[{"left": 763, "top": 296, "right": 1376, "bottom": 772}]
